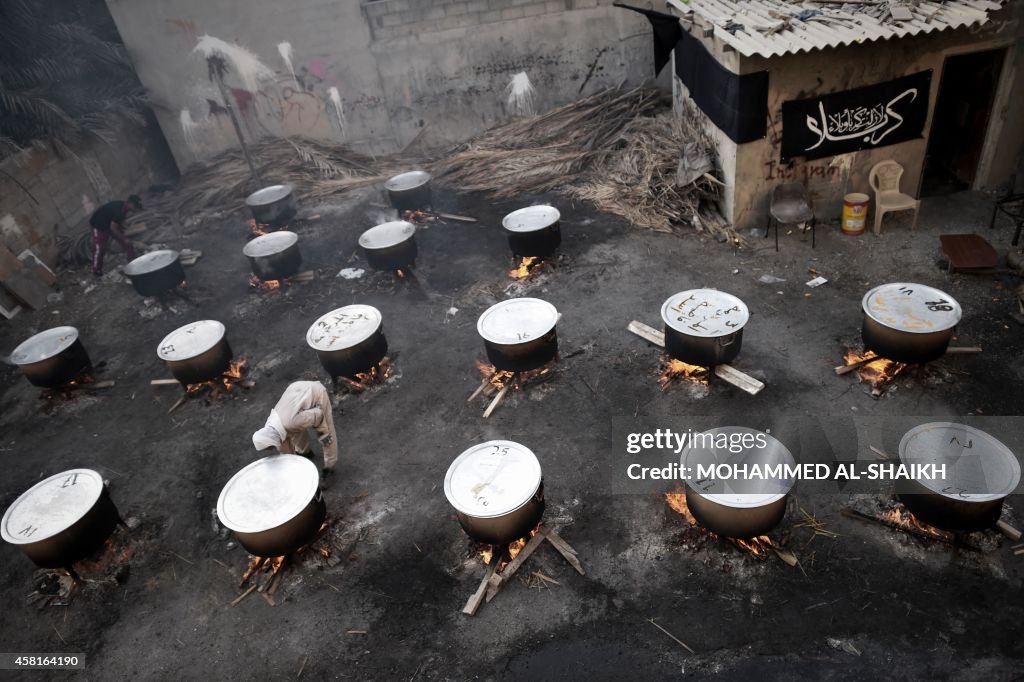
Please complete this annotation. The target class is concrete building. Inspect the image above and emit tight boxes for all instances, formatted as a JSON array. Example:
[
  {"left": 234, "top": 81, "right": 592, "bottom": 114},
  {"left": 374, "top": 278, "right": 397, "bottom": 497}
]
[{"left": 667, "top": 0, "right": 1024, "bottom": 233}]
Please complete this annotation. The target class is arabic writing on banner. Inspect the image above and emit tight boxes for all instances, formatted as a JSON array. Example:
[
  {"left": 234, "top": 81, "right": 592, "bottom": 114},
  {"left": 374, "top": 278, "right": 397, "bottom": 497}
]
[{"left": 780, "top": 71, "right": 932, "bottom": 162}]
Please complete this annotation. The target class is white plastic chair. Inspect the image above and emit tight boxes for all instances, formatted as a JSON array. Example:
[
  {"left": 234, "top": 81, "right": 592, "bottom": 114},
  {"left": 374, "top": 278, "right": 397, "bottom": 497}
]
[{"left": 868, "top": 160, "right": 920, "bottom": 235}]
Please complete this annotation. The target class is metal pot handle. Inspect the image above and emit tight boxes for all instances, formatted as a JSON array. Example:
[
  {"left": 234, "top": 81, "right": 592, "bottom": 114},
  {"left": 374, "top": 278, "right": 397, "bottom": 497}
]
[{"left": 718, "top": 333, "right": 736, "bottom": 348}]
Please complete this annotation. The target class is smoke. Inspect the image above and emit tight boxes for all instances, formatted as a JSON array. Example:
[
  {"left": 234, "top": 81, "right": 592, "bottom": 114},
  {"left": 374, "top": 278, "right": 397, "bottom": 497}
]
[
  {"left": 366, "top": 209, "right": 399, "bottom": 225},
  {"left": 506, "top": 71, "right": 536, "bottom": 117},
  {"left": 193, "top": 35, "right": 274, "bottom": 92}
]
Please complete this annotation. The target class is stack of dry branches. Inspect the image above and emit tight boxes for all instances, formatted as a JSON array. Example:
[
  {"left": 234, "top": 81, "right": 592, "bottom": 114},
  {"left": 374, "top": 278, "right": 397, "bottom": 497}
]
[{"left": 433, "top": 86, "right": 736, "bottom": 242}]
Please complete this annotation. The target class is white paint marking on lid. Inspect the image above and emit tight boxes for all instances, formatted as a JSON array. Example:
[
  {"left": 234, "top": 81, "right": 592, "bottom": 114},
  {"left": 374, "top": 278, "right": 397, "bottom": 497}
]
[
  {"left": 502, "top": 205, "right": 560, "bottom": 233},
  {"left": 477, "top": 298, "right": 559, "bottom": 345},
  {"left": 862, "top": 282, "right": 961, "bottom": 333},
  {"left": 444, "top": 440, "right": 542, "bottom": 518},
  {"left": 358, "top": 221, "right": 416, "bottom": 250},
  {"left": 899, "top": 422, "right": 1020, "bottom": 501},
  {"left": 662, "top": 289, "right": 750, "bottom": 338},
  {"left": 157, "top": 320, "right": 226, "bottom": 361},
  {"left": 217, "top": 455, "right": 320, "bottom": 533},
  {"left": 306, "top": 305, "right": 382, "bottom": 351},
  {"left": 10, "top": 326, "right": 79, "bottom": 365},
  {"left": 2, "top": 469, "right": 105, "bottom": 544}
]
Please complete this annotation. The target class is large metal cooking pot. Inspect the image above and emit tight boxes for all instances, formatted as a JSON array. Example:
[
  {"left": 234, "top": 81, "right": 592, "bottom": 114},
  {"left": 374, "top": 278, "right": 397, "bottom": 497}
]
[
  {"left": 896, "top": 422, "right": 1020, "bottom": 532},
  {"left": 358, "top": 221, "right": 418, "bottom": 271},
  {"left": 217, "top": 455, "right": 326, "bottom": 557},
  {"left": 306, "top": 305, "right": 387, "bottom": 378},
  {"left": 477, "top": 298, "right": 559, "bottom": 372},
  {"left": 9, "top": 326, "right": 93, "bottom": 388},
  {"left": 384, "top": 171, "right": 432, "bottom": 212},
  {"left": 861, "top": 283, "right": 961, "bottom": 363},
  {"left": 2, "top": 469, "right": 121, "bottom": 568},
  {"left": 445, "top": 440, "right": 545, "bottom": 546},
  {"left": 245, "top": 184, "right": 296, "bottom": 227},
  {"left": 682, "top": 427, "right": 795, "bottom": 538},
  {"left": 157, "top": 320, "right": 233, "bottom": 385},
  {"left": 123, "top": 250, "right": 185, "bottom": 298},
  {"left": 243, "top": 231, "right": 302, "bottom": 281},
  {"left": 502, "top": 205, "right": 562, "bottom": 258},
  {"left": 662, "top": 289, "right": 750, "bottom": 367}
]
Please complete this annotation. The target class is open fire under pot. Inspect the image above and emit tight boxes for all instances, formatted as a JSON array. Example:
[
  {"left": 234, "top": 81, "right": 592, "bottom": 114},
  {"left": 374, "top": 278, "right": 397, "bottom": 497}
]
[
  {"left": 502, "top": 205, "right": 561, "bottom": 260},
  {"left": 680, "top": 427, "right": 797, "bottom": 539},
  {"left": 157, "top": 320, "right": 233, "bottom": 386},
  {"left": 123, "top": 250, "right": 187, "bottom": 300},
  {"left": 306, "top": 304, "right": 389, "bottom": 382},
  {"left": 894, "top": 422, "right": 1020, "bottom": 533},
  {"left": 384, "top": 171, "right": 432, "bottom": 212},
  {"left": 2, "top": 469, "right": 123, "bottom": 580},
  {"left": 243, "top": 230, "right": 302, "bottom": 282},
  {"left": 9, "top": 326, "right": 93, "bottom": 389},
  {"left": 861, "top": 283, "right": 962, "bottom": 364},
  {"left": 217, "top": 455, "right": 326, "bottom": 558},
  {"left": 245, "top": 184, "right": 297, "bottom": 228},
  {"left": 358, "top": 220, "right": 418, "bottom": 274}
]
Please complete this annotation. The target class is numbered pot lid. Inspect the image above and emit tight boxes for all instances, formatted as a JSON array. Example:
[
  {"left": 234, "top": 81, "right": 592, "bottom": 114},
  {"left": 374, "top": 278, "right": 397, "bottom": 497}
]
[
  {"left": 444, "top": 440, "right": 542, "bottom": 518},
  {"left": 306, "top": 305, "right": 382, "bottom": 352},
  {"left": 682, "top": 427, "right": 796, "bottom": 508},
  {"left": 2, "top": 469, "right": 105, "bottom": 545},
  {"left": 899, "top": 423, "right": 1020, "bottom": 501},
  {"left": 124, "top": 249, "right": 179, "bottom": 276},
  {"left": 157, "top": 320, "right": 226, "bottom": 362},
  {"left": 477, "top": 298, "right": 559, "bottom": 345},
  {"left": 384, "top": 171, "right": 431, "bottom": 192},
  {"left": 245, "top": 184, "right": 293, "bottom": 207},
  {"left": 358, "top": 221, "right": 416, "bottom": 250},
  {"left": 10, "top": 326, "right": 80, "bottom": 366},
  {"left": 217, "top": 455, "right": 320, "bottom": 534},
  {"left": 502, "top": 205, "right": 560, "bottom": 233},
  {"left": 243, "top": 231, "right": 298, "bottom": 258},
  {"left": 662, "top": 289, "right": 750, "bottom": 337},
  {"left": 862, "top": 283, "right": 961, "bottom": 333}
]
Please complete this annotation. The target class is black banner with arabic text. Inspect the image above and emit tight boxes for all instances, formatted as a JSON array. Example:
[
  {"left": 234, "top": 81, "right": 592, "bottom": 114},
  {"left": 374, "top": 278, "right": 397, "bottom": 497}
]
[{"left": 781, "top": 71, "right": 931, "bottom": 162}]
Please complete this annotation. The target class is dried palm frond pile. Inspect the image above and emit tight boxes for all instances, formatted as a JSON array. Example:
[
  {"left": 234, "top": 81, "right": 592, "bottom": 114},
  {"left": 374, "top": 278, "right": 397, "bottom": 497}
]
[
  {"left": 150, "top": 137, "right": 399, "bottom": 219},
  {"left": 433, "top": 86, "right": 737, "bottom": 242}
]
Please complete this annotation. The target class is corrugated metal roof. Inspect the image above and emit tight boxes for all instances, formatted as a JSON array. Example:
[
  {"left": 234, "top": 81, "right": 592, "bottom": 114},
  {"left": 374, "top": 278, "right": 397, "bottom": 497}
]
[{"left": 666, "top": 0, "right": 1005, "bottom": 58}]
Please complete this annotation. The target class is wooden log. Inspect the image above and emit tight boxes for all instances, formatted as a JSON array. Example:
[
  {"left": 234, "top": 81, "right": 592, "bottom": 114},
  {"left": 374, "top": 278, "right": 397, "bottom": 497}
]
[
  {"left": 437, "top": 213, "right": 478, "bottom": 223},
  {"left": 835, "top": 356, "right": 877, "bottom": 375},
  {"left": 996, "top": 520, "right": 1022, "bottom": 542},
  {"left": 239, "top": 557, "right": 266, "bottom": 588},
  {"left": 945, "top": 346, "right": 982, "bottom": 354},
  {"left": 467, "top": 377, "right": 490, "bottom": 403},
  {"left": 546, "top": 529, "right": 585, "bottom": 575},
  {"left": 151, "top": 378, "right": 181, "bottom": 386},
  {"left": 230, "top": 584, "right": 257, "bottom": 607},
  {"left": 83, "top": 380, "right": 116, "bottom": 389},
  {"left": 713, "top": 365, "right": 764, "bottom": 395},
  {"left": 482, "top": 375, "right": 515, "bottom": 419},
  {"left": 463, "top": 552, "right": 500, "bottom": 616},
  {"left": 627, "top": 320, "right": 665, "bottom": 347},
  {"left": 869, "top": 445, "right": 891, "bottom": 460},
  {"left": 167, "top": 395, "right": 188, "bottom": 414},
  {"left": 485, "top": 528, "right": 550, "bottom": 603},
  {"left": 291, "top": 270, "right": 316, "bottom": 282}
]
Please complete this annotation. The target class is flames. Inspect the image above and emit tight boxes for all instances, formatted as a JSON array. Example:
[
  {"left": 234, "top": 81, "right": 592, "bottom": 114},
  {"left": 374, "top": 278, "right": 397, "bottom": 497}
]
[
  {"left": 186, "top": 357, "right": 249, "bottom": 396},
  {"left": 248, "top": 275, "right": 281, "bottom": 291},
  {"left": 658, "top": 357, "right": 708, "bottom": 391},
  {"left": 665, "top": 492, "right": 775, "bottom": 559},
  {"left": 475, "top": 360, "right": 551, "bottom": 391},
  {"left": 880, "top": 505, "right": 948, "bottom": 540},
  {"left": 395, "top": 268, "right": 407, "bottom": 279},
  {"left": 355, "top": 357, "right": 394, "bottom": 385},
  {"left": 248, "top": 219, "right": 268, "bottom": 237},
  {"left": 479, "top": 529, "right": 538, "bottom": 568},
  {"left": 509, "top": 256, "right": 541, "bottom": 279},
  {"left": 401, "top": 209, "right": 430, "bottom": 225},
  {"left": 843, "top": 349, "right": 907, "bottom": 393}
]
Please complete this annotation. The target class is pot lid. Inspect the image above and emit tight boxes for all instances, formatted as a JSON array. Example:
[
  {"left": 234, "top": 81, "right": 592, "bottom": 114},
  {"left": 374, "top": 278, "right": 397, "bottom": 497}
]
[
  {"left": 358, "top": 221, "right": 416, "bottom": 250},
  {"left": 899, "top": 423, "right": 1020, "bottom": 501},
  {"left": 157, "top": 320, "right": 226, "bottom": 361},
  {"left": 306, "top": 305, "right": 382, "bottom": 351},
  {"left": 245, "top": 184, "right": 293, "bottom": 207},
  {"left": 2, "top": 469, "right": 105, "bottom": 545},
  {"left": 444, "top": 440, "right": 542, "bottom": 519},
  {"left": 477, "top": 298, "right": 559, "bottom": 345},
  {"left": 682, "top": 427, "right": 796, "bottom": 507},
  {"left": 124, "top": 249, "right": 179, "bottom": 276},
  {"left": 242, "top": 230, "right": 299, "bottom": 258},
  {"left": 661, "top": 289, "right": 750, "bottom": 338},
  {"left": 384, "top": 171, "right": 430, "bottom": 192},
  {"left": 217, "top": 455, "right": 320, "bottom": 534},
  {"left": 502, "top": 205, "right": 560, "bottom": 233},
  {"left": 10, "top": 326, "right": 80, "bottom": 366},
  {"left": 862, "top": 282, "right": 962, "bottom": 333}
]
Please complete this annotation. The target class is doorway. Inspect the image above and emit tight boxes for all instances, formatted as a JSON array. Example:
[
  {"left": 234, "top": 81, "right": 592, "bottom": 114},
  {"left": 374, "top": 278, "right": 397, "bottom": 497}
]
[{"left": 922, "top": 48, "right": 1006, "bottom": 196}]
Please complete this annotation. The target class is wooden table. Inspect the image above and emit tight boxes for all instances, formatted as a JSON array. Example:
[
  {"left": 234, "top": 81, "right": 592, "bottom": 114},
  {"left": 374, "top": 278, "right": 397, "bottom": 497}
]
[{"left": 939, "top": 233, "right": 998, "bottom": 273}]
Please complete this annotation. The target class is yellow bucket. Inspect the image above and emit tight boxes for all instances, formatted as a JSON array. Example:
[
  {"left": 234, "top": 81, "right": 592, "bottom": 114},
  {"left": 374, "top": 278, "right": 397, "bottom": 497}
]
[{"left": 842, "top": 193, "right": 869, "bottom": 235}]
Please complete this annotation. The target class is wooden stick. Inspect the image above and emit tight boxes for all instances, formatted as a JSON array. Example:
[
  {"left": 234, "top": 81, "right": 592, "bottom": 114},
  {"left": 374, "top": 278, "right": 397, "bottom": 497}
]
[
  {"left": 996, "top": 519, "right": 1022, "bottom": 542},
  {"left": 713, "top": 364, "right": 764, "bottom": 395},
  {"left": 648, "top": 618, "right": 695, "bottom": 654},
  {"left": 546, "top": 528, "right": 585, "bottom": 575},
  {"left": 485, "top": 528, "right": 550, "bottom": 602},
  {"left": 1014, "top": 548, "right": 1024, "bottom": 556},
  {"left": 772, "top": 546, "right": 799, "bottom": 567},
  {"left": 841, "top": 508, "right": 954, "bottom": 546},
  {"left": 463, "top": 552, "right": 500, "bottom": 616},
  {"left": 167, "top": 394, "right": 188, "bottom": 414},
  {"left": 230, "top": 584, "right": 257, "bottom": 607},
  {"left": 83, "top": 380, "right": 116, "bottom": 389},
  {"left": 239, "top": 557, "right": 266, "bottom": 588},
  {"left": 151, "top": 378, "right": 181, "bottom": 386},
  {"left": 869, "top": 445, "right": 890, "bottom": 460},
  {"left": 260, "top": 592, "right": 276, "bottom": 607},
  {"left": 337, "top": 376, "right": 368, "bottom": 392},
  {"left": 437, "top": 212, "right": 478, "bottom": 223},
  {"left": 627, "top": 320, "right": 665, "bottom": 347},
  {"left": 944, "top": 346, "right": 982, "bottom": 354},
  {"left": 467, "top": 377, "right": 490, "bottom": 403},
  {"left": 835, "top": 356, "right": 877, "bottom": 375},
  {"left": 483, "top": 374, "right": 515, "bottom": 419}
]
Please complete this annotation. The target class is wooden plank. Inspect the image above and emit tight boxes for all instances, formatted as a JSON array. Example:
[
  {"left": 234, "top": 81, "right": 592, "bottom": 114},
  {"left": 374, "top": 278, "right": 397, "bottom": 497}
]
[
  {"left": 482, "top": 375, "right": 514, "bottom": 419},
  {"left": 945, "top": 346, "right": 982, "bottom": 354},
  {"left": 462, "top": 552, "right": 500, "bottom": 616},
  {"left": 835, "top": 356, "right": 877, "bottom": 375},
  {"left": 230, "top": 584, "right": 257, "bottom": 607},
  {"left": 713, "top": 364, "right": 764, "bottom": 395},
  {"left": 546, "top": 529, "right": 585, "bottom": 576},
  {"left": 627, "top": 320, "right": 665, "bottom": 348},
  {"left": 485, "top": 527, "right": 550, "bottom": 603},
  {"left": 996, "top": 520, "right": 1022, "bottom": 542},
  {"left": 151, "top": 378, "right": 181, "bottom": 386}
]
